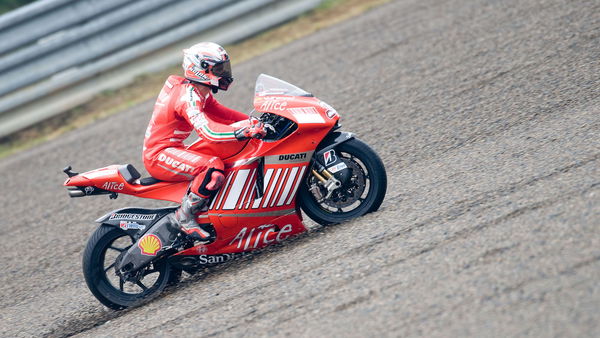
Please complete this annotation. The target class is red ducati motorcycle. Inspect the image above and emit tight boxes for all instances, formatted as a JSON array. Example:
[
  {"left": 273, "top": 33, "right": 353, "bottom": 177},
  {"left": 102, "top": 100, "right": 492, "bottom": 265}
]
[{"left": 64, "top": 74, "right": 387, "bottom": 309}]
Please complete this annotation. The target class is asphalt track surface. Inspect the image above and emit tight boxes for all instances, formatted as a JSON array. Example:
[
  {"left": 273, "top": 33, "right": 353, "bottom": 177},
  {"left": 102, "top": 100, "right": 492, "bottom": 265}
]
[{"left": 1, "top": 0, "right": 599, "bottom": 336}]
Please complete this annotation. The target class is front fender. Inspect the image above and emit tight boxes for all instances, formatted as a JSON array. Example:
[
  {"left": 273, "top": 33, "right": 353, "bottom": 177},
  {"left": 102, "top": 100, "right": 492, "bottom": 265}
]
[
  {"left": 314, "top": 131, "right": 355, "bottom": 165},
  {"left": 95, "top": 207, "right": 177, "bottom": 239}
]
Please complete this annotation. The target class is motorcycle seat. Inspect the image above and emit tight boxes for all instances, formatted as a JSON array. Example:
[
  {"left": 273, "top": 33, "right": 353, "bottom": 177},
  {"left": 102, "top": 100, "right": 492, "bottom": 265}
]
[
  {"left": 118, "top": 164, "right": 163, "bottom": 186},
  {"left": 139, "top": 177, "right": 163, "bottom": 186}
]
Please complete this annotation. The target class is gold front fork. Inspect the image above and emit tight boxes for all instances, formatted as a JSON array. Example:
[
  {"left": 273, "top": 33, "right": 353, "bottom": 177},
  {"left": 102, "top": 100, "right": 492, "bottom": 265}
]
[{"left": 311, "top": 168, "right": 342, "bottom": 201}]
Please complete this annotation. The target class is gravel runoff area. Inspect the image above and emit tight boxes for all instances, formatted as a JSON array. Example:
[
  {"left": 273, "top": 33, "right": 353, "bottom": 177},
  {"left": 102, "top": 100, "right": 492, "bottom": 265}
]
[{"left": 0, "top": 0, "right": 598, "bottom": 336}]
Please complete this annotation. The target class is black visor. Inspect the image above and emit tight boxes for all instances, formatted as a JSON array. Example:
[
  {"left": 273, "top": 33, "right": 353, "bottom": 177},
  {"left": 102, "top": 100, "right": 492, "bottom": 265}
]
[{"left": 212, "top": 60, "right": 232, "bottom": 78}]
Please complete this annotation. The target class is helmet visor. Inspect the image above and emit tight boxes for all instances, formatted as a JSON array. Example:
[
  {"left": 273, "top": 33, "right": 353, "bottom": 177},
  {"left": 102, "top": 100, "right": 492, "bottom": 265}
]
[{"left": 212, "top": 60, "right": 232, "bottom": 78}]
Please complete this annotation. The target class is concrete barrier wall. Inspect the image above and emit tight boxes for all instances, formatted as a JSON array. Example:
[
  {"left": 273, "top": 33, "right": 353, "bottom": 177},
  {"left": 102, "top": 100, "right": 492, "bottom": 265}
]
[{"left": 0, "top": 0, "right": 322, "bottom": 137}]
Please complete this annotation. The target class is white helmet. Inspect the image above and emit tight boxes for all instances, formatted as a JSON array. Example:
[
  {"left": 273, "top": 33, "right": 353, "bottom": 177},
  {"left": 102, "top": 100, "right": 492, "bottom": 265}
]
[{"left": 182, "top": 42, "right": 233, "bottom": 92}]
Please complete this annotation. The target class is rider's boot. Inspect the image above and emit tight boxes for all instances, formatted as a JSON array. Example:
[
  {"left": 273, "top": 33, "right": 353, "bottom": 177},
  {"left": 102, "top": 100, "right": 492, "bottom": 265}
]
[
  {"left": 170, "top": 168, "right": 225, "bottom": 243},
  {"left": 173, "top": 191, "right": 214, "bottom": 242}
]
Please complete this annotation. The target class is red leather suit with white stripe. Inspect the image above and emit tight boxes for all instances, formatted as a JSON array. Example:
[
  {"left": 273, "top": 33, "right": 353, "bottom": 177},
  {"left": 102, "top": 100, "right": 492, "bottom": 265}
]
[{"left": 143, "top": 75, "right": 248, "bottom": 195}]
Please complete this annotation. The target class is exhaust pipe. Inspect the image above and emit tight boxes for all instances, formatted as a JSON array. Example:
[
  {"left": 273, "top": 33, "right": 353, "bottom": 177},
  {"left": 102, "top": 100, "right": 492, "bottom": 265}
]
[{"left": 67, "top": 186, "right": 85, "bottom": 197}]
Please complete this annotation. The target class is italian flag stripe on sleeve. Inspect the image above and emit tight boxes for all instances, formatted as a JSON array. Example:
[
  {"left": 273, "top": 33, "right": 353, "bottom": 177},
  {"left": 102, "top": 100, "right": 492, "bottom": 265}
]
[{"left": 202, "top": 125, "right": 235, "bottom": 139}]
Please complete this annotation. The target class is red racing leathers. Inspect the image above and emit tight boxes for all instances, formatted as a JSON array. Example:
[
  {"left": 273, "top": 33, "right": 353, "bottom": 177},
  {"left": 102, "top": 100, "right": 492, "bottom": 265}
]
[{"left": 143, "top": 75, "right": 248, "bottom": 196}]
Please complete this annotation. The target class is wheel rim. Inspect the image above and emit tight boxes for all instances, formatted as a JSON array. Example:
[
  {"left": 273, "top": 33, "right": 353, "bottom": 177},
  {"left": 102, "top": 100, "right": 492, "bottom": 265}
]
[
  {"left": 306, "top": 151, "right": 371, "bottom": 215},
  {"left": 100, "top": 233, "right": 164, "bottom": 296}
]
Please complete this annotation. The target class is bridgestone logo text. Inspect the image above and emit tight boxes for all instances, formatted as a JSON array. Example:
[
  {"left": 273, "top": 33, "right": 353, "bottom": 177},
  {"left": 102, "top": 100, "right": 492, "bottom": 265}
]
[{"left": 109, "top": 213, "right": 156, "bottom": 221}]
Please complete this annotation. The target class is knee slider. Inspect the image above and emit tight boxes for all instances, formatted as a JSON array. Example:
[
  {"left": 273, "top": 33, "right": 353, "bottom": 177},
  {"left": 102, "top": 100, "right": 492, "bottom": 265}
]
[
  {"left": 205, "top": 170, "right": 225, "bottom": 191},
  {"left": 193, "top": 168, "right": 225, "bottom": 197}
]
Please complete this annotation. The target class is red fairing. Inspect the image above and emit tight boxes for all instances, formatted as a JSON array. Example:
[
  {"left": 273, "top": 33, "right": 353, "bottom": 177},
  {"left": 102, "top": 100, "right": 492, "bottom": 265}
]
[
  {"left": 67, "top": 74, "right": 389, "bottom": 311},
  {"left": 177, "top": 213, "right": 306, "bottom": 256},
  {"left": 64, "top": 165, "right": 189, "bottom": 203},
  {"left": 66, "top": 74, "right": 341, "bottom": 255}
]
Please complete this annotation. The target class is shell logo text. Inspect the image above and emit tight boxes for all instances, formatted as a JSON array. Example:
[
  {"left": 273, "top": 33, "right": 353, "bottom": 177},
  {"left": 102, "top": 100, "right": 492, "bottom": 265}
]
[{"left": 138, "top": 234, "right": 162, "bottom": 256}]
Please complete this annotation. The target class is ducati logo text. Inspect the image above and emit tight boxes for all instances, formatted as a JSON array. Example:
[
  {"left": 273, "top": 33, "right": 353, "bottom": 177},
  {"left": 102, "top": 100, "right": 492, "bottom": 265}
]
[
  {"left": 279, "top": 153, "right": 307, "bottom": 161},
  {"left": 158, "top": 153, "right": 194, "bottom": 173}
]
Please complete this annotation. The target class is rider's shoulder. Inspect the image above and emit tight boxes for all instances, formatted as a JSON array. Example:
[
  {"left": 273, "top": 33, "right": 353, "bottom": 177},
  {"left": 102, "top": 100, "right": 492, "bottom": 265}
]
[{"left": 164, "top": 75, "right": 188, "bottom": 90}]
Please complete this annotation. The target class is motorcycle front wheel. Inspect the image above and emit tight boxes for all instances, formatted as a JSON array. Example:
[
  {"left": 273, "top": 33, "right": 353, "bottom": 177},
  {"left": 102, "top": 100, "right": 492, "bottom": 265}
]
[
  {"left": 82, "top": 224, "right": 173, "bottom": 310},
  {"left": 299, "top": 137, "right": 387, "bottom": 225}
]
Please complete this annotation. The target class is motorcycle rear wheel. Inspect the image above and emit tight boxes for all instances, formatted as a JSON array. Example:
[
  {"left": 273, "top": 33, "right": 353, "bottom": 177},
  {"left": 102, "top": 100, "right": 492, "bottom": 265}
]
[
  {"left": 299, "top": 138, "right": 387, "bottom": 225},
  {"left": 82, "top": 224, "right": 172, "bottom": 310}
]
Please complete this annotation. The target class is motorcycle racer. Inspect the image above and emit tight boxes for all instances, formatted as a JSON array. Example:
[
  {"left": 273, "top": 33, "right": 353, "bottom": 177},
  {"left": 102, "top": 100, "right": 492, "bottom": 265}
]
[
  {"left": 143, "top": 42, "right": 266, "bottom": 243},
  {"left": 67, "top": 72, "right": 387, "bottom": 309}
]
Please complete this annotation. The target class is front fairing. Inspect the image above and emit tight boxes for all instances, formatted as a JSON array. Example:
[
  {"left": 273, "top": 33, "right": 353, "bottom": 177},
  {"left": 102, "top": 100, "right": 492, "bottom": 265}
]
[
  {"left": 245, "top": 74, "right": 340, "bottom": 160},
  {"left": 253, "top": 74, "right": 339, "bottom": 125},
  {"left": 191, "top": 75, "right": 339, "bottom": 162}
]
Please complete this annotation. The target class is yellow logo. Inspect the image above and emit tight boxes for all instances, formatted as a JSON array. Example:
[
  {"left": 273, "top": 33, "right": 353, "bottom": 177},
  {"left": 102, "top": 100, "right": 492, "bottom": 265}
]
[{"left": 138, "top": 234, "right": 161, "bottom": 256}]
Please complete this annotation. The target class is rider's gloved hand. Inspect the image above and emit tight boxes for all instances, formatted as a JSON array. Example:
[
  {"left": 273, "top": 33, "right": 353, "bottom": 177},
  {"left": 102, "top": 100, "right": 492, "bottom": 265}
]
[{"left": 235, "top": 118, "right": 267, "bottom": 140}]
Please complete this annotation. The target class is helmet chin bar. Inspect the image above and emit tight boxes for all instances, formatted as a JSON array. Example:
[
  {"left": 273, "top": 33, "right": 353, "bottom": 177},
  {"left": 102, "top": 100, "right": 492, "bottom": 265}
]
[
  {"left": 218, "top": 77, "right": 233, "bottom": 91},
  {"left": 188, "top": 77, "right": 233, "bottom": 94}
]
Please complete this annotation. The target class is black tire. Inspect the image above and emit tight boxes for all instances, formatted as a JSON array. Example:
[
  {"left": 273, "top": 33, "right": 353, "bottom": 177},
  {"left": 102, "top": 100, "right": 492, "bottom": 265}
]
[
  {"left": 167, "top": 267, "right": 183, "bottom": 286},
  {"left": 299, "top": 138, "right": 387, "bottom": 225},
  {"left": 82, "top": 224, "right": 172, "bottom": 310}
]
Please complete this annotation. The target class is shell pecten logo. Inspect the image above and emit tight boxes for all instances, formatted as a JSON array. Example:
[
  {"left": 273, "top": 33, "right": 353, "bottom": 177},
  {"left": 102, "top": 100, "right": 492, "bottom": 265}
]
[{"left": 138, "top": 234, "right": 162, "bottom": 256}]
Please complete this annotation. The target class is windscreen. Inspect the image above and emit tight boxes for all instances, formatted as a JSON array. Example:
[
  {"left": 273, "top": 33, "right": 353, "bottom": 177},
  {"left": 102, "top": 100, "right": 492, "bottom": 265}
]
[{"left": 254, "top": 74, "right": 312, "bottom": 97}]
